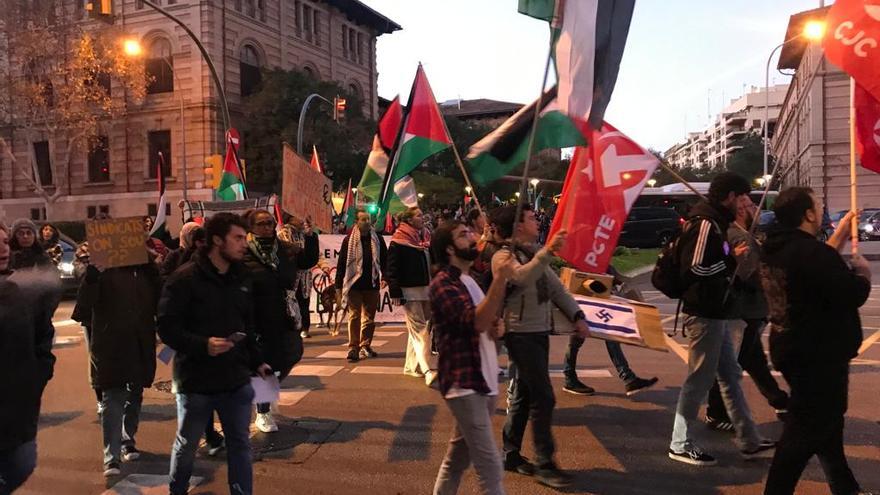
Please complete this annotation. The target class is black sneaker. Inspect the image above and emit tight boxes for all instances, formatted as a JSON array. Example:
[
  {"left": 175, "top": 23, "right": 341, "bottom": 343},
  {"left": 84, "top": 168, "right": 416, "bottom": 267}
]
[
  {"left": 625, "top": 376, "right": 659, "bottom": 396},
  {"left": 668, "top": 448, "right": 717, "bottom": 466},
  {"left": 705, "top": 415, "right": 735, "bottom": 433},
  {"left": 503, "top": 455, "right": 535, "bottom": 476},
  {"left": 121, "top": 444, "right": 140, "bottom": 462},
  {"left": 534, "top": 462, "right": 574, "bottom": 488},
  {"left": 206, "top": 436, "right": 225, "bottom": 457},
  {"left": 347, "top": 349, "right": 359, "bottom": 363},
  {"left": 741, "top": 439, "right": 776, "bottom": 460},
  {"left": 363, "top": 346, "right": 378, "bottom": 358},
  {"left": 562, "top": 379, "right": 595, "bottom": 396},
  {"left": 103, "top": 461, "right": 121, "bottom": 477}
]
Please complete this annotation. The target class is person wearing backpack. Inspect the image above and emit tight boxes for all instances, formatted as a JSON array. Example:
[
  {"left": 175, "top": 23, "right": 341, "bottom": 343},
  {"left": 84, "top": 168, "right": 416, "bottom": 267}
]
[{"left": 667, "top": 172, "right": 775, "bottom": 467}]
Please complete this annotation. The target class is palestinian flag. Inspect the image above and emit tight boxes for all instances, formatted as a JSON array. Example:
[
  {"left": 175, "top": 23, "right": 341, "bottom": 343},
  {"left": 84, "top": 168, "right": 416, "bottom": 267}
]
[
  {"left": 342, "top": 179, "right": 356, "bottom": 227},
  {"left": 468, "top": 0, "right": 634, "bottom": 185},
  {"left": 310, "top": 145, "right": 323, "bottom": 174},
  {"left": 217, "top": 132, "right": 246, "bottom": 201},
  {"left": 378, "top": 64, "right": 452, "bottom": 207},
  {"left": 356, "top": 96, "right": 402, "bottom": 203},
  {"left": 149, "top": 152, "right": 167, "bottom": 239}
]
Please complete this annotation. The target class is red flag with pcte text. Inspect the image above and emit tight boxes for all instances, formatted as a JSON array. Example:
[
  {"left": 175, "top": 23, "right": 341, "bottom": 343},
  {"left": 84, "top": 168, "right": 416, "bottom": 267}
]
[{"left": 548, "top": 122, "right": 659, "bottom": 273}]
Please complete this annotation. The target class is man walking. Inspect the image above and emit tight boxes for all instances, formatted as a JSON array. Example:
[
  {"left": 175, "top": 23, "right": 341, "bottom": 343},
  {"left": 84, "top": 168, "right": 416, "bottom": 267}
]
[
  {"left": 388, "top": 207, "right": 436, "bottom": 386},
  {"left": 429, "top": 220, "right": 513, "bottom": 495},
  {"left": 668, "top": 172, "right": 775, "bottom": 466},
  {"left": 75, "top": 244, "right": 162, "bottom": 477},
  {"left": 158, "top": 213, "right": 272, "bottom": 495},
  {"left": 491, "top": 205, "right": 589, "bottom": 489},
  {"left": 335, "top": 210, "right": 387, "bottom": 363},
  {"left": 705, "top": 195, "right": 788, "bottom": 431},
  {"left": 760, "top": 188, "right": 870, "bottom": 495}
]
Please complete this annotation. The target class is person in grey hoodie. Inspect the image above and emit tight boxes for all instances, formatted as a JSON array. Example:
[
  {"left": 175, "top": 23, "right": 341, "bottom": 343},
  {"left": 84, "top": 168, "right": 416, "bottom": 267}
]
[{"left": 490, "top": 204, "right": 588, "bottom": 490}]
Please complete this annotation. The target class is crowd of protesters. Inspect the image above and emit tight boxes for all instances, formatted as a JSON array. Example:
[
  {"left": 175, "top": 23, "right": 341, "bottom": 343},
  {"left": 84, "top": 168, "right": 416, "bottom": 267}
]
[{"left": 0, "top": 172, "right": 874, "bottom": 494}]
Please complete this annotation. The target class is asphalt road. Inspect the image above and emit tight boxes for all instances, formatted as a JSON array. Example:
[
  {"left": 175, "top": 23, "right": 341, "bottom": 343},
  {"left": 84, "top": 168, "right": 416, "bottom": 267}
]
[{"left": 18, "top": 274, "right": 880, "bottom": 495}]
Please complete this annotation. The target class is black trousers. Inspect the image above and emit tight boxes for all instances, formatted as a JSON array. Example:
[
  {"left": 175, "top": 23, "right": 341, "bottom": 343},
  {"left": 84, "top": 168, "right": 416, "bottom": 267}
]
[
  {"left": 502, "top": 333, "right": 556, "bottom": 467},
  {"left": 298, "top": 293, "right": 311, "bottom": 332},
  {"left": 707, "top": 318, "right": 788, "bottom": 420},
  {"left": 763, "top": 363, "right": 859, "bottom": 495}
]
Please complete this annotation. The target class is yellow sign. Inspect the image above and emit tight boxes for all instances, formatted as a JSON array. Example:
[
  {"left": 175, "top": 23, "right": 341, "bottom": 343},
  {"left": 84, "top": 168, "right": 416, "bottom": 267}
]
[{"left": 86, "top": 217, "right": 148, "bottom": 269}]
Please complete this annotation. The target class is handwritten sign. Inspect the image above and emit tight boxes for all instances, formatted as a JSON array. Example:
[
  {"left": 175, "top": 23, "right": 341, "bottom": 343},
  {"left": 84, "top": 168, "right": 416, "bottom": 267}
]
[
  {"left": 281, "top": 142, "right": 333, "bottom": 232},
  {"left": 86, "top": 217, "right": 148, "bottom": 269}
]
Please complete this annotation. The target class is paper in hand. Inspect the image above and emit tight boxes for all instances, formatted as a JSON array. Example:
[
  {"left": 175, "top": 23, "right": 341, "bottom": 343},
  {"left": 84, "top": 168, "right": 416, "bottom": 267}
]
[{"left": 250, "top": 374, "right": 281, "bottom": 405}]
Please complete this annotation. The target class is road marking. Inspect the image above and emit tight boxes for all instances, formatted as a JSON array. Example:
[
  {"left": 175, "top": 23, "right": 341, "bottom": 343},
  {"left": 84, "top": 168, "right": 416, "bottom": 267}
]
[
  {"left": 104, "top": 474, "right": 202, "bottom": 495},
  {"left": 662, "top": 315, "right": 676, "bottom": 324},
  {"left": 375, "top": 331, "right": 404, "bottom": 337},
  {"left": 852, "top": 358, "right": 880, "bottom": 366},
  {"left": 665, "top": 335, "right": 689, "bottom": 363},
  {"left": 744, "top": 371, "right": 782, "bottom": 377},
  {"left": 350, "top": 366, "right": 402, "bottom": 375},
  {"left": 644, "top": 295, "right": 667, "bottom": 302},
  {"left": 370, "top": 340, "right": 388, "bottom": 347},
  {"left": 53, "top": 336, "right": 81, "bottom": 347},
  {"left": 317, "top": 351, "right": 350, "bottom": 359},
  {"left": 277, "top": 387, "right": 312, "bottom": 406},
  {"left": 549, "top": 369, "right": 613, "bottom": 378},
  {"left": 52, "top": 319, "right": 78, "bottom": 327},
  {"left": 290, "top": 365, "right": 342, "bottom": 377},
  {"left": 858, "top": 330, "right": 880, "bottom": 356}
]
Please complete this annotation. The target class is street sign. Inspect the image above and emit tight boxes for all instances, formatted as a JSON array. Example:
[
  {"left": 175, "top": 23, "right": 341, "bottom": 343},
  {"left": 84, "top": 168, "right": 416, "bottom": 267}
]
[{"left": 226, "top": 128, "right": 241, "bottom": 152}]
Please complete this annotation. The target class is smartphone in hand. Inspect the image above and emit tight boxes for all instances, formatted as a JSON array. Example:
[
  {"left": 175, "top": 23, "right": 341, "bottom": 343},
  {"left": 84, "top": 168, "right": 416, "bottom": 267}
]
[{"left": 228, "top": 332, "right": 247, "bottom": 344}]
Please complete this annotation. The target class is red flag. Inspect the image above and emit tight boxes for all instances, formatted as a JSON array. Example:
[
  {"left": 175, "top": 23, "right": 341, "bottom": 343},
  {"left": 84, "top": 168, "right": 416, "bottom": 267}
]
[
  {"left": 548, "top": 122, "right": 659, "bottom": 273},
  {"left": 274, "top": 202, "right": 284, "bottom": 226},
  {"left": 310, "top": 145, "right": 323, "bottom": 174},
  {"left": 378, "top": 96, "right": 403, "bottom": 152},
  {"left": 383, "top": 210, "right": 394, "bottom": 234},
  {"left": 464, "top": 195, "right": 472, "bottom": 206},
  {"left": 855, "top": 82, "right": 880, "bottom": 173},
  {"left": 823, "top": 0, "right": 880, "bottom": 101}
]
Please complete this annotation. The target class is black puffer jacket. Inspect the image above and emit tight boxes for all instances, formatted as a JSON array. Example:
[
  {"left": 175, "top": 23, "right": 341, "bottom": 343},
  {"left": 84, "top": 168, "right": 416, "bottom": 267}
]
[
  {"left": 760, "top": 228, "right": 869, "bottom": 371},
  {"left": 158, "top": 254, "right": 263, "bottom": 394},
  {"left": 0, "top": 269, "right": 59, "bottom": 450},
  {"left": 386, "top": 242, "right": 431, "bottom": 299}
]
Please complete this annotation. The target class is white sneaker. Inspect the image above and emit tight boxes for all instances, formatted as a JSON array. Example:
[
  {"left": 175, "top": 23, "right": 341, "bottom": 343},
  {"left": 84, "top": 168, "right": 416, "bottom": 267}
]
[
  {"left": 425, "top": 370, "right": 438, "bottom": 387},
  {"left": 255, "top": 412, "right": 279, "bottom": 433}
]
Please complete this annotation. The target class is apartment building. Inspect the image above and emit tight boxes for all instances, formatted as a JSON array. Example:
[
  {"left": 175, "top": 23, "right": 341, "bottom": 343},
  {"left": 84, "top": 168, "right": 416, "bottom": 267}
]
[{"left": 0, "top": 0, "right": 399, "bottom": 232}]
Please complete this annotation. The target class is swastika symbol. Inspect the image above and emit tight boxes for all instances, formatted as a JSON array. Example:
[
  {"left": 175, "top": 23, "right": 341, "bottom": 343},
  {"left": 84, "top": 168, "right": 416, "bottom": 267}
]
[{"left": 596, "top": 309, "right": 613, "bottom": 323}]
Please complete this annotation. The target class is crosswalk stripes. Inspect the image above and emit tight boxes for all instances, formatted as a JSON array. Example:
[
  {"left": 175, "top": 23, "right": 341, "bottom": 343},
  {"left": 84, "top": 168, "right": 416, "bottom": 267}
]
[
  {"left": 278, "top": 387, "right": 312, "bottom": 406},
  {"left": 289, "top": 365, "right": 343, "bottom": 377},
  {"left": 350, "top": 366, "right": 405, "bottom": 375},
  {"left": 375, "top": 331, "right": 404, "bottom": 337},
  {"left": 549, "top": 369, "right": 612, "bottom": 378},
  {"left": 317, "top": 351, "right": 350, "bottom": 359},
  {"left": 102, "top": 474, "right": 203, "bottom": 495}
]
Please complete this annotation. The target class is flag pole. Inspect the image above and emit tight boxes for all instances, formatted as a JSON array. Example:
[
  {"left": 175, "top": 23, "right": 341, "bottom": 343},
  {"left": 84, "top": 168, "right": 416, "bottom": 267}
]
[
  {"left": 657, "top": 161, "right": 708, "bottom": 200},
  {"left": 448, "top": 138, "right": 484, "bottom": 213},
  {"left": 849, "top": 77, "right": 859, "bottom": 255}
]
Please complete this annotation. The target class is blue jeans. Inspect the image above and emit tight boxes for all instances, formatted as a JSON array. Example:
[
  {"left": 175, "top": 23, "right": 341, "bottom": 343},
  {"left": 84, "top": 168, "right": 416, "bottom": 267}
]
[
  {"left": 169, "top": 384, "right": 255, "bottom": 495},
  {"left": 102, "top": 385, "right": 143, "bottom": 465},
  {"left": 0, "top": 441, "right": 37, "bottom": 494},
  {"left": 670, "top": 317, "right": 762, "bottom": 453},
  {"left": 565, "top": 336, "right": 636, "bottom": 383}
]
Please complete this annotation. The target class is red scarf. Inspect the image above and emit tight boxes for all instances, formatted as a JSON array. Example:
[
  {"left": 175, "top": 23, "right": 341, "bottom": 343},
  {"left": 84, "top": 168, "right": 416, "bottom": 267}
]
[{"left": 391, "top": 222, "right": 431, "bottom": 250}]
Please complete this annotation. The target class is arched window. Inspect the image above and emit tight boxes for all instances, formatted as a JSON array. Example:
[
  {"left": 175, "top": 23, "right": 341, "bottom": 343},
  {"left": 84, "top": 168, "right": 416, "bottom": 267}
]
[
  {"left": 240, "top": 45, "right": 261, "bottom": 97},
  {"left": 302, "top": 64, "right": 319, "bottom": 80},
  {"left": 348, "top": 82, "right": 361, "bottom": 100},
  {"left": 146, "top": 38, "right": 173, "bottom": 94}
]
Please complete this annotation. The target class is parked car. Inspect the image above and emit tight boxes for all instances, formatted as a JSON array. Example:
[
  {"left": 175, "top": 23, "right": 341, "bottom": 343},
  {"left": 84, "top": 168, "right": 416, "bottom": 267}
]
[
  {"left": 57, "top": 237, "right": 78, "bottom": 294},
  {"left": 618, "top": 207, "right": 683, "bottom": 248},
  {"left": 856, "top": 209, "right": 880, "bottom": 241}
]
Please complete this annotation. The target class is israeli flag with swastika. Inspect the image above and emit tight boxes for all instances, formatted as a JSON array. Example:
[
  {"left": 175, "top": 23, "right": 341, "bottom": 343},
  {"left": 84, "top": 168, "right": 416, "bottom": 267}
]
[{"left": 573, "top": 295, "right": 643, "bottom": 344}]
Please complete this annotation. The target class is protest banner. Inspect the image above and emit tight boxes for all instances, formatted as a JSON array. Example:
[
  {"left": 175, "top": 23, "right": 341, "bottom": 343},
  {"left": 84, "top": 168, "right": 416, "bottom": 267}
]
[
  {"left": 307, "top": 234, "right": 405, "bottom": 324},
  {"left": 553, "top": 294, "right": 666, "bottom": 352},
  {"left": 282, "top": 142, "right": 333, "bottom": 233},
  {"left": 86, "top": 217, "right": 148, "bottom": 269}
]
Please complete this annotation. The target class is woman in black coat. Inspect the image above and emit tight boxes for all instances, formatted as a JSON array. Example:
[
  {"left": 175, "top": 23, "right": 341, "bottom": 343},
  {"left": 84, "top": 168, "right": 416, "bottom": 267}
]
[{"left": 9, "top": 219, "right": 52, "bottom": 271}]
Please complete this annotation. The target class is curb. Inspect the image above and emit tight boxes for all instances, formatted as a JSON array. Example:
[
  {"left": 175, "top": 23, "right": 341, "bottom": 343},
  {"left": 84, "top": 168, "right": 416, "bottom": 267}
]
[{"left": 622, "top": 264, "right": 656, "bottom": 279}]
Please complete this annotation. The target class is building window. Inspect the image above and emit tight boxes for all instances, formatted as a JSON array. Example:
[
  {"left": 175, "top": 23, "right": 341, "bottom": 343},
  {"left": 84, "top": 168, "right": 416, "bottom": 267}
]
[
  {"left": 348, "top": 83, "right": 361, "bottom": 101},
  {"left": 148, "top": 203, "right": 172, "bottom": 217},
  {"left": 240, "top": 45, "right": 262, "bottom": 97},
  {"left": 87, "top": 136, "right": 110, "bottom": 183},
  {"left": 136, "top": 0, "right": 143, "bottom": 9},
  {"left": 357, "top": 32, "right": 364, "bottom": 64},
  {"left": 33, "top": 141, "right": 52, "bottom": 186},
  {"left": 302, "top": 64, "right": 318, "bottom": 79},
  {"left": 303, "top": 4, "right": 313, "bottom": 42},
  {"left": 245, "top": 0, "right": 254, "bottom": 17},
  {"left": 87, "top": 205, "right": 110, "bottom": 219},
  {"left": 146, "top": 38, "right": 173, "bottom": 94},
  {"left": 234, "top": 0, "right": 241, "bottom": 11},
  {"left": 148, "top": 130, "right": 172, "bottom": 178},
  {"left": 30, "top": 208, "right": 46, "bottom": 221}
]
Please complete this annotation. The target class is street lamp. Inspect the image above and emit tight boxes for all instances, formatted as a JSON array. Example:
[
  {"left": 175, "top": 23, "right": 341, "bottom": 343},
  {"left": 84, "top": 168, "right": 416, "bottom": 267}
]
[
  {"left": 763, "top": 19, "right": 826, "bottom": 179},
  {"left": 529, "top": 178, "right": 540, "bottom": 188},
  {"left": 417, "top": 192, "right": 424, "bottom": 199},
  {"left": 515, "top": 191, "right": 521, "bottom": 198},
  {"left": 647, "top": 179, "right": 657, "bottom": 188},
  {"left": 465, "top": 186, "right": 472, "bottom": 195},
  {"left": 756, "top": 177, "right": 766, "bottom": 187},
  {"left": 123, "top": 39, "right": 189, "bottom": 201}
]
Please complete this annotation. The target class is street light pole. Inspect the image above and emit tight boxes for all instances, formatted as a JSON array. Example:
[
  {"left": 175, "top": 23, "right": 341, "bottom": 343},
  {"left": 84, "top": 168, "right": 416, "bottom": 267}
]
[
  {"left": 297, "top": 93, "right": 332, "bottom": 155},
  {"left": 764, "top": 40, "right": 790, "bottom": 180}
]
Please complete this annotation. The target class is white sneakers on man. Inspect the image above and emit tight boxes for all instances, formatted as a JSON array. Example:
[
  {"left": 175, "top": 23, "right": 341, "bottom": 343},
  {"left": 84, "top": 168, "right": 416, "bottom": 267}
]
[{"left": 255, "top": 412, "right": 279, "bottom": 433}]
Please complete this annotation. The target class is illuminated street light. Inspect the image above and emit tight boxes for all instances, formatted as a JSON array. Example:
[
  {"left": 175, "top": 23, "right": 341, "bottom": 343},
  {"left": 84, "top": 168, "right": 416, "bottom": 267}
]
[
  {"left": 123, "top": 39, "right": 142, "bottom": 57},
  {"left": 803, "top": 20, "right": 826, "bottom": 41},
  {"left": 647, "top": 179, "right": 657, "bottom": 188},
  {"left": 465, "top": 186, "right": 472, "bottom": 194},
  {"left": 529, "top": 178, "right": 540, "bottom": 187},
  {"left": 515, "top": 191, "right": 521, "bottom": 198},
  {"left": 417, "top": 193, "right": 424, "bottom": 199},
  {"left": 351, "top": 187, "right": 358, "bottom": 194}
]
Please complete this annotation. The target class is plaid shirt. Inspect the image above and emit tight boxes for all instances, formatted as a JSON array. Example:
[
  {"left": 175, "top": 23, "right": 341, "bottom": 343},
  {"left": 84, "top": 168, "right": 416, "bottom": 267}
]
[{"left": 429, "top": 265, "right": 490, "bottom": 396}]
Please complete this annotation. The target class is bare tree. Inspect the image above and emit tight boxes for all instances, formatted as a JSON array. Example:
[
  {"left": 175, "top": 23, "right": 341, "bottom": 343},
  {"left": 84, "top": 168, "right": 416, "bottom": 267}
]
[{"left": 0, "top": 1, "right": 147, "bottom": 217}]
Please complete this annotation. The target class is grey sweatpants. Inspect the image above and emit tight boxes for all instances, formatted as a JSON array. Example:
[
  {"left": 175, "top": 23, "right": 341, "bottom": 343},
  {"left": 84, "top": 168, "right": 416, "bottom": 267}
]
[{"left": 433, "top": 393, "right": 505, "bottom": 495}]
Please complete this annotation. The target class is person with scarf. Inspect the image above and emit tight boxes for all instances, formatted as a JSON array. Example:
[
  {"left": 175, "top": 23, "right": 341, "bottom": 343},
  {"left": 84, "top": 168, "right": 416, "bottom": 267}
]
[
  {"left": 39, "top": 223, "right": 63, "bottom": 267},
  {"left": 278, "top": 215, "right": 320, "bottom": 339},
  {"left": 9, "top": 219, "right": 52, "bottom": 271},
  {"left": 161, "top": 222, "right": 204, "bottom": 278},
  {"left": 387, "top": 207, "right": 436, "bottom": 386},
  {"left": 242, "top": 209, "right": 305, "bottom": 433},
  {"left": 334, "top": 209, "right": 387, "bottom": 363}
]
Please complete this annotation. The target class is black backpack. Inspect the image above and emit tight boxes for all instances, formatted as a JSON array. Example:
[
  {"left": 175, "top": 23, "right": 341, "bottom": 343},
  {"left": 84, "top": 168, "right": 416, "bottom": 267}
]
[{"left": 651, "top": 216, "right": 720, "bottom": 299}]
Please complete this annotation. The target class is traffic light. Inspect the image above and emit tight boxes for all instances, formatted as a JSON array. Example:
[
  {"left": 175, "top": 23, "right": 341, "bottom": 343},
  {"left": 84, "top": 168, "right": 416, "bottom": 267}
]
[
  {"left": 86, "top": 0, "right": 112, "bottom": 19},
  {"left": 204, "top": 154, "right": 222, "bottom": 189},
  {"left": 333, "top": 96, "right": 347, "bottom": 122},
  {"left": 365, "top": 203, "right": 378, "bottom": 215}
]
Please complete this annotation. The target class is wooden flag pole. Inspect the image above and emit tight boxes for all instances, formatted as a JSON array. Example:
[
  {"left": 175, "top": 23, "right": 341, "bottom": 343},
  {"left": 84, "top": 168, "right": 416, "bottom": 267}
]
[
  {"left": 849, "top": 77, "right": 859, "bottom": 255},
  {"left": 657, "top": 161, "right": 708, "bottom": 201},
  {"left": 449, "top": 142, "right": 484, "bottom": 213}
]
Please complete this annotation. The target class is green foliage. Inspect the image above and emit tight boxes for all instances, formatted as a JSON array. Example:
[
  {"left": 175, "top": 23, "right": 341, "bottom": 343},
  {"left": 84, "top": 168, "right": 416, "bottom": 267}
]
[
  {"left": 725, "top": 132, "right": 769, "bottom": 182},
  {"left": 412, "top": 170, "right": 463, "bottom": 205},
  {"left": 240, "top": 68, "right": 375, "bottom": 194}
]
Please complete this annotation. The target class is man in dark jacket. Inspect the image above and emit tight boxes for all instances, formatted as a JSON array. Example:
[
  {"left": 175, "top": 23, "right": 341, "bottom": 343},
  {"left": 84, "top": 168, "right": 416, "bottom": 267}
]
[
  {"left": 335, "top": 210, "right": 387, "bottom": 363},
  {"left": 242, "top": 209, "right": 316, "bottom": 433},
  {"left": 388, "top": 207, "right": 436, "bottom": 386},
  {"left": 0, "top": 221, "right": 58, "bottom": 493},
  {"left": 761, "top": 188, "right": 870, "bottom": 495},
  {"left": 158, "top": 213, "right": 272, "bottom": 495},
  {"left": 76, "top": 254, "right": 162, "bottom": 477},
  {"left": 668, "top": 172, "right": 773, "bottom": 467}
]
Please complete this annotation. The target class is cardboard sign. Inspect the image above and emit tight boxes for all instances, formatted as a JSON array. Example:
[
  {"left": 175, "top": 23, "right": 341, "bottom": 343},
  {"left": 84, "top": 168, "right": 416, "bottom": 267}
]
[
  {"left": 553, "top": 294, "right": 667, "bottom": 352},
  {"left": 307, "top": 234, "right": 406, "bottom": 324},
  {"left": 281, "top": 142, "right": 333, "bottom": 232},
  {"left": 86, "top": 217, "right": 148, "bottom": 269}
]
